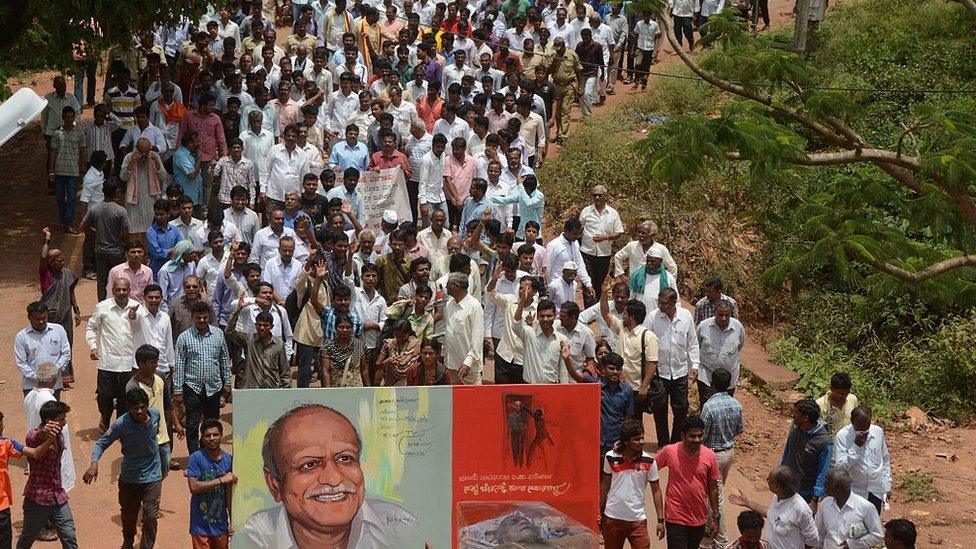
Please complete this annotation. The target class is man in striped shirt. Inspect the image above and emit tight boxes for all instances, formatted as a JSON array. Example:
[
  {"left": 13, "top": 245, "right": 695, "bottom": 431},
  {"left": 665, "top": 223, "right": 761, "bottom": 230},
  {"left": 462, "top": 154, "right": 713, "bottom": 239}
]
[{"left": 106, "top": 67, "right": 141, "bottom": 178}]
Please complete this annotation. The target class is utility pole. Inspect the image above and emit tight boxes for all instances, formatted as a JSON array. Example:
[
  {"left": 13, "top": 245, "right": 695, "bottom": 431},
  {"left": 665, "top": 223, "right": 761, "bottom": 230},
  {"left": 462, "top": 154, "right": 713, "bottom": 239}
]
[{"left": 794, "top": 0, "right": 811, "bottom": 57}]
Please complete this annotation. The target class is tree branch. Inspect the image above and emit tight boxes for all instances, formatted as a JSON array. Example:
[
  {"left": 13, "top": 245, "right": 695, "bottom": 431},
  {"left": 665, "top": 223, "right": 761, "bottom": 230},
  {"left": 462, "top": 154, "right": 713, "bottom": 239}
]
[
  {"left": 725, "top": 148, "right": 921, "bottom": 170},
  {"left": 950, "top": 0, "right": 976, "bottom": 19},
  {"left": 855, "top": 252, "right": 976, "bottom": 283},
  {"left": 657, "top": 14, "right": 849, "bottom": 147}
]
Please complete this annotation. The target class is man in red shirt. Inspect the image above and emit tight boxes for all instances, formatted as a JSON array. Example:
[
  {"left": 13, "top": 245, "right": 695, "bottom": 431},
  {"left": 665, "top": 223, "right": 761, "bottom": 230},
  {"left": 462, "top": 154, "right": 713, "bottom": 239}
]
[
  {"left": 654, "top": 415, "right": 721, "bottom": 549},
  {"left": 369, "top": 131, "right": 412, "bottom": 179},
  {"left": 178, "top": 95, "right": 227, "bottom": 212},
  {"left": 17, "top": 401, "right": 79, "bottom": 547}
]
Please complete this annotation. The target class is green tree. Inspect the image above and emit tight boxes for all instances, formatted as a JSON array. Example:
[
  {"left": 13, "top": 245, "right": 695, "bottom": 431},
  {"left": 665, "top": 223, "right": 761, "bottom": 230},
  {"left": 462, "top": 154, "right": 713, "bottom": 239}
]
[
  {"left": 632, "top": 0, "right": 976, "bottom": 305},
  {"left": 0, "top": 0, "right": 207, "bottom": 97}
]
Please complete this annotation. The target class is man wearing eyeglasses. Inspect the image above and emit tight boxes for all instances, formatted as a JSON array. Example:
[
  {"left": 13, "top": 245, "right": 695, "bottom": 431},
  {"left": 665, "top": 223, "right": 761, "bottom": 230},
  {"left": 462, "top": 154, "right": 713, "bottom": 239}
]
[{"left": 579, "top": 184, "right": 624, "bottom": 307}]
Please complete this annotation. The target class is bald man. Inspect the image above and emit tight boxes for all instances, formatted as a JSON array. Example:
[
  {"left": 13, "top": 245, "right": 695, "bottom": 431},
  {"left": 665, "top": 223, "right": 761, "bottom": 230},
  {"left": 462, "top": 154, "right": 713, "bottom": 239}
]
[
  {"left": 244, "top": 404, "right": 417, "bottom": 548},
  {"left": 86, "top": 276, "right": 140, "bottom": 431}
]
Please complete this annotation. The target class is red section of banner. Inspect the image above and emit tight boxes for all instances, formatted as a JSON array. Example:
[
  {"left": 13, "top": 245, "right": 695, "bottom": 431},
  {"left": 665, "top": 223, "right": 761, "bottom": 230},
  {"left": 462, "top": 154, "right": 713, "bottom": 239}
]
[{"left": 451, "top": 384, "right": 601, "bottom": 545}]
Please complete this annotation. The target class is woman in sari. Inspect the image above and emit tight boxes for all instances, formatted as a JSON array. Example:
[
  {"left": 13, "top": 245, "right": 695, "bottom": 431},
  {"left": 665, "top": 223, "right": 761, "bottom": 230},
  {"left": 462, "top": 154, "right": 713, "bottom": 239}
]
[
  {"left": 320, "top": 313, "right": 368, "bottom": 387},
  {"left": 39, "top": 227, "right": 80, "bottom": 387},
  {"left": 405, "top": 338, "right": 449, "bottom": 386},
  {"left": 376, "top": 319, "right": 420, "bottom": 386}
]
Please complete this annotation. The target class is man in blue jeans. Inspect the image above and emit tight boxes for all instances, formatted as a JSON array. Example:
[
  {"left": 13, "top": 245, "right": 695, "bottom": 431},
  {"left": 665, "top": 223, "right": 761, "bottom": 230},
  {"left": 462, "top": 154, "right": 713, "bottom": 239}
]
[
  {"left": 48, "top": 106, "right": 87, "bottom": 234},
  {"left": 174, "top": 301, "right": 231, "bottom": 455},
  {"left": 17, "top": 400, "right": 79, "bottom": 549},
  {"left": 85, "top": 388, "right": 163, "bottom": 549}
]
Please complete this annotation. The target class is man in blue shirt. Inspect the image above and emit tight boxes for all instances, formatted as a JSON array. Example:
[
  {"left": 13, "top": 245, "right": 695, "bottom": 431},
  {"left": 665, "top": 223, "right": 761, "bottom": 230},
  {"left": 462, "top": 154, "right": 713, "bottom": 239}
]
[
  {"left": 326, "top": 167, "right": 366, "bottom": 222},
  {"left": 489, "top": 173, "right": 545, "bottom": 240},
  {"left": 186, "top": 418, "right": 235, "bottom": 547},
  {"left": 84, "top": 387, "right": 162, "bottom": 549},
  {"left": 328, "top": 124, "right": 369, "bottom": 172},
  {"left": 146, "top": 199, "right": 183, "bottom": 275},
  {"left": 562, "top": 351, "right": 635, "bottom": 455}
]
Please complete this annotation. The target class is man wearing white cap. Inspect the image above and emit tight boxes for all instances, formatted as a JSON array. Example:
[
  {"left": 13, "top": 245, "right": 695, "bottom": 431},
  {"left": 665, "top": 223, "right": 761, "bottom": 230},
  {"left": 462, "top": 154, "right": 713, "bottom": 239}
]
[
  {"left": 374, "top": 209, "right": 399, "bottom": 254},
  {"left": 579, "top": 184, "right": 624, "bottom": 305},
  {"left": 628, "top": 247, "right": 679, "bottom": 313},
  {"left": 547, "top": 261, "right": 579, "bottom": 313}
]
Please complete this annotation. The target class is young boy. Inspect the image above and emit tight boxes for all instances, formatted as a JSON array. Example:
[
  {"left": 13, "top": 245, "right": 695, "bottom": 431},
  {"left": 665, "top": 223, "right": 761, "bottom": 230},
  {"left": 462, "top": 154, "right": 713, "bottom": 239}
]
[
  {"left": 522, "top": 220, "right": 548, "bottom": 280},
  {"left": 126, "top": 345, "right": 184, "bottom": 475},
  {"left": 1, "top": 409, "right": 64, "bottom": 547},
  {"left": 17, "top": 401, "right": 79, "bottom": 547},
  {"left": 186, "top": 418, "right": 235, "bottom": 549},
  {"left": 85, "top": 388, "right": 162, "bottom": 549},
  {"left": 600, "top": 418, "right": 665, "bottom": 549},
  {"left": 729, "top": 510, "right": 766, "bottom": 549}
]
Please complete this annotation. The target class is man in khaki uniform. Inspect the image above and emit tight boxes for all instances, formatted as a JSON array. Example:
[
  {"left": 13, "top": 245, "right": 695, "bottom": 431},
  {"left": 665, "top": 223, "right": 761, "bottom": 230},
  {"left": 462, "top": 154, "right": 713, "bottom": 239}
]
[{"left": 548, "top": 37, "right": 583, "bottom": 143}]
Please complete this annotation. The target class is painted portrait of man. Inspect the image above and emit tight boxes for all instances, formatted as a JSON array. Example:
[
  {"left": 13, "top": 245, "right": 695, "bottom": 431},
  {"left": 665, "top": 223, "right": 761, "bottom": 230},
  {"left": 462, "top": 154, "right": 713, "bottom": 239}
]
[{"left": 242, "top": 403, "right": 418, "bottom": 548}]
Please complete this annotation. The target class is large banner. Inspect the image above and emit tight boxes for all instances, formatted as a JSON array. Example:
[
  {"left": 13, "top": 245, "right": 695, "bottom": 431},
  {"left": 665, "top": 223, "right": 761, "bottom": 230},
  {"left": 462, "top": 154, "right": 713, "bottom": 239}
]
[
  {"left": 359, "top": 167, "right": 413, "bottom": 231},
  {"left": 232, "top": 384, "right": 599, "bottom": 548}
]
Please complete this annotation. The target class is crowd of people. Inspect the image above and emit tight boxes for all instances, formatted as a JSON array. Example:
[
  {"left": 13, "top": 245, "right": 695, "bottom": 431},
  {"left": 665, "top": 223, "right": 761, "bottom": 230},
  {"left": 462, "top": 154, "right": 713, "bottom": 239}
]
[{"left": 4, "top": 0, "right": 921, "bottom": 547}]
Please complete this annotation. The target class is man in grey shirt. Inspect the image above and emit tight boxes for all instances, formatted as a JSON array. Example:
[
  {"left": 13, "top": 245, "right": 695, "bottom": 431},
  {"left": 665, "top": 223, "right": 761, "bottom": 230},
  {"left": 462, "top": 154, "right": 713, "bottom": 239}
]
[{"left": 81, "top": 183, "right": 130, "bottom": 300}]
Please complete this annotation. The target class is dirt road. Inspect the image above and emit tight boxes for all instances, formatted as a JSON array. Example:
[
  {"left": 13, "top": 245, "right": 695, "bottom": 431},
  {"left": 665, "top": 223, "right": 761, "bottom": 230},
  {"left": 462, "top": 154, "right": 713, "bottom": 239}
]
[{"left": 2, "top": 4, "right": 974, "bottom": 547}]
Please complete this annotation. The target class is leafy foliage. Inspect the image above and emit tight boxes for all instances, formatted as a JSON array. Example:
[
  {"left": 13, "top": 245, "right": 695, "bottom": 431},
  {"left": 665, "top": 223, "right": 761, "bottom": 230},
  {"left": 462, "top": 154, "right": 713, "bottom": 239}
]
[
  {"left": 0, "top": 0, "right": 206, "bottom": 98},
  {"left": 634, "top": 0, "right": 976, "bottom": 306}
]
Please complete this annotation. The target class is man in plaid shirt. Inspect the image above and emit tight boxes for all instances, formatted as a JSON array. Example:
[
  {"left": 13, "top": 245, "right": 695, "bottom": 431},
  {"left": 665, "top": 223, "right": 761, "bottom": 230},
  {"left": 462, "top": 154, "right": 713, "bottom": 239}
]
[
  {"left": 173, "top": 301, "right": 231, "bottom": 456},
  {"left": 700, "top": 368, "right": 744, "bottom": 549},
  {"left": 18, "top": 400, "right": 79, "bottom": 548}
]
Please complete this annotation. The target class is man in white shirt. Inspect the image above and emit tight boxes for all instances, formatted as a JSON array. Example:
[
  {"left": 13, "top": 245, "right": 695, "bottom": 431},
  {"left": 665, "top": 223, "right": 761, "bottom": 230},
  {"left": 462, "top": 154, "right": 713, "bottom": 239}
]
[
  {"left": 128, "top": 285, "right": 175, "bottom": 376},
  {"left": 645, "top": 288, "right": 698, "bottom": 449},
  {"left": 512, "top": 297, "right": 571, "bottom": 384},
  {"left": 579, "top": 184, "right": 624, "bottom": 305},
  {"left": 14, "top": 302, "right": 71, "bottom": 397},
  {"left": 669, "top": 0, "right": 698, "bottom": 51},
  {"left": 834, "top": 406, "right": 892, "bottom": 515},
  {"left": 580, "top": 279, "right": 630, "bottom": 351},
  {"left": 86, "top": 277, "right": 139, "bottom": 432},
  {"left": 119, "top": 106, "right": 168, "bottom": 155},
  {"left": 417, "top": 209, "right": 454, "bottom": 264},
  {"left": 614, "top": 220, "right": 677, "bottom": 277},
  {"left": 240, "top": 110, "right": 275, "bottom": 198},
  {"left": 546, "top": 218, "right": 595, "bottom": 301},
  {"left": 815, "top": 469, "right": 884, "bottom": 549},
  {"left": 432, "top": 102, "right": 472, "bottom": 143},
  {"left": 249, "top": 207, "right": 298, "bottom": 267},
  {"left": 418, "top": 133, "right": 448, "bottom": 227},
  {"left": 263, "top": 236, "right": 301, "bottom": 298},
  {"left": 260, "top": 124, "right": 309, "bottom": 207},
  {"left": 514, "top": 95, "right": 548, "bottom": 169},
  {"left": 731, "top": 466, "right": 821, "bottom": 549},
  {"left": 629, "top": 247, "right": 679, "bottom": 314},
  {"left": 696, "top": 301, "right": 746, "bottom": 403},
  {"left": 442, "top": 50, "right": 473, "bottom": 95},
  {"left": 600, "top": 418, "right": 665, "bottom": 548},
  {"left": 443, "top": 272, "right": 484, "bottom": 384},
  {"left": 557, "top": 302, "right": 597, "bottom": 377}
]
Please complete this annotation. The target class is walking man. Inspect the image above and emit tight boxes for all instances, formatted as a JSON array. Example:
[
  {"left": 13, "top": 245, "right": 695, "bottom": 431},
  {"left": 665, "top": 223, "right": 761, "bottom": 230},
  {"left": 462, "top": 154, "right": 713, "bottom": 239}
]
[
  {"left": 174, "top": 302, "right": 231, "bottom": 455},
  {"left": 700, "top": 368, "right": 744, "bottom": 549},
  {"left": 84, "top": 388, "right": 162, "bottom": 549},
  {"left": 86, "top": 277, "right": 139, "bottom": 432}
]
